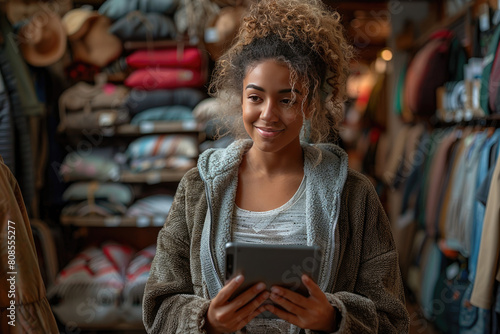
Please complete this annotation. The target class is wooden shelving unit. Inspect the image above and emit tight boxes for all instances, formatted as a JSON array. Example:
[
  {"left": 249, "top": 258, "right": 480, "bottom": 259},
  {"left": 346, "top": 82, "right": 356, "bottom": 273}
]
[
  {"left": 63, "top": 168, "right": 189, "bottom": 184},
  {"left": 60, "top": 215, "right": 166, "bottom": 227},
  {"left": 114, "top": 120, "right": 204, "bottom": 136}
]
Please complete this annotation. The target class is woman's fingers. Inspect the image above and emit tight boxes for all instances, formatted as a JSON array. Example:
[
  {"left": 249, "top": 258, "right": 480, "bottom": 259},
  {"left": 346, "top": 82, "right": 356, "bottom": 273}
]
[
  {"left": 233, "top": 291, "right": 270, "bottom": 329},
  {"left": 231, "top": 282, "right": 267, "bottom": 311},
  {"left": 269, "top": 287, "right": 306, "bottom": 314},
  {"left": 265, "top": 276, "right": 337, "bottom": 332},
  {"left": 264, "top": 303, "right": 298, "bottom": 324},
  {"left": 214, "top": 274, "right": 245, "bottom": 304},
  {"left": 301, "top": 274, "right": 326, "bottom": 300}
]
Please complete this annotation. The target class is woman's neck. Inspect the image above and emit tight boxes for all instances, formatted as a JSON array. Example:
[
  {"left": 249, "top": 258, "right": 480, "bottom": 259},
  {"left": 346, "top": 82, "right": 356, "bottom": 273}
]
[{"left": 243, "top": 144, "right": 304, "bottom": 177}]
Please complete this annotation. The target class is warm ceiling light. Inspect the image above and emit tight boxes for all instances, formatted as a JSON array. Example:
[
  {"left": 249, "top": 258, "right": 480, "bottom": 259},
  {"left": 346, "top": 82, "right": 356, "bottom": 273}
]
[{"left": 381, "top": 49, "right": 392, "bottom": 61}]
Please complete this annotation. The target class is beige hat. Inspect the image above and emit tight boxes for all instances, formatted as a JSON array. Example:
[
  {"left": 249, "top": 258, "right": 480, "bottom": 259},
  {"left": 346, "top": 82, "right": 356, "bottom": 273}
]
[
  {"left": 62, "top": 7, "right": 99, "bottom": 41},
  {"left": 68, "top": 14, "right": 123, "bottom": 68},
  {"left": 18, "top": 8, "right": 67, "bottom": 67},
  {"left": 204, "top": 6, "right": 246, "bottom": 61}
]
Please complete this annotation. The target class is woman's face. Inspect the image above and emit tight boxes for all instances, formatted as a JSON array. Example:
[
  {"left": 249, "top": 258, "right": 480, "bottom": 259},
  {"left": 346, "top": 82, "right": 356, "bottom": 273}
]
[{"left": 241, "top": 59, "right": 307, "bottom": 154}]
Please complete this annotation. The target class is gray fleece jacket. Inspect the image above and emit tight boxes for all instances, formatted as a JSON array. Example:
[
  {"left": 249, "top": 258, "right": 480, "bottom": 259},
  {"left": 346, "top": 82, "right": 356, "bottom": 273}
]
[{"left": 143, "top": 140, "right": 409, "bottom": 333}]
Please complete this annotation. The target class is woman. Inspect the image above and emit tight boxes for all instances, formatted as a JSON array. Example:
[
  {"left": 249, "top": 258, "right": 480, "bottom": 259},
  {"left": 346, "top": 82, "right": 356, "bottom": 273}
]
[{"left": 143, "top": 0, "right": 410, "bottom": 332}]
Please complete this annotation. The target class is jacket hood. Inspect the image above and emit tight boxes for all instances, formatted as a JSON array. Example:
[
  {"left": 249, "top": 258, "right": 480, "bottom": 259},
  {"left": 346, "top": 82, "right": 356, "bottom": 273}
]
[{"left": 197, "top": 139, "right": 348, "bottom": 182}]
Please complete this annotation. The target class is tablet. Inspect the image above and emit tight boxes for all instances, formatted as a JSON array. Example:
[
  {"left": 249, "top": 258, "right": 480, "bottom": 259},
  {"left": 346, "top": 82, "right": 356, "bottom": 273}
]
[{"left": 225, "top": 242, "right": 322, "bottom": 318}]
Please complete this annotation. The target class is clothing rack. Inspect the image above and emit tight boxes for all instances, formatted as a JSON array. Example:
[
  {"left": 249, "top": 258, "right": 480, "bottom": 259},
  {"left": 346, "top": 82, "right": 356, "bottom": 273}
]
[{"left": 427, "top": 114, "right": 500, "bottom": 128}]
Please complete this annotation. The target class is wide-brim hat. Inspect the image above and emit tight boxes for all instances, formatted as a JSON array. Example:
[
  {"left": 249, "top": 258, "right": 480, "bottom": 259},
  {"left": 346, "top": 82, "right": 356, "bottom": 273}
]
[
  {"left": 18, "top": 8, "right": 67, "bottom": 67},
  {"left": 62, "top": 7, "right": 100, "bottom": 41},
  {"left": 204, "top": 6, "right": 246, "bottom": 61},
  {"left": 68, "top": 14, "right": 123, "bottom": 68}
]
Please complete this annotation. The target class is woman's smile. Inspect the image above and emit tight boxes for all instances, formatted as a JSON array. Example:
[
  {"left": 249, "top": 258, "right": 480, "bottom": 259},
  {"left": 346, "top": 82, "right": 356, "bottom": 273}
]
[{"left": 255, "top": 126, "right": 285, "bottom": 138}]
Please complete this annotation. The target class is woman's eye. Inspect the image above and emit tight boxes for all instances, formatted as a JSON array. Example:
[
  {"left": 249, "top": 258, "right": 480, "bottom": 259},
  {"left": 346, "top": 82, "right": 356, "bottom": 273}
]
[
  {"left": 281, "top": 98, "right": 295, "bottom": 106},
  {"left": 248, "top": 95, "right": 261, "bottom": 102}
]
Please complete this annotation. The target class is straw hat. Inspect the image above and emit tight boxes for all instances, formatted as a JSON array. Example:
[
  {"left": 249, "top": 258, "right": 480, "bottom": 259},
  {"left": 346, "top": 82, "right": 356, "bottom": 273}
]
[
  {"left": 18, "top": 8, "right": 67, "bottom": 67},
  {"left": 62, "top": 7, "right": 99, "bottom": 41}
]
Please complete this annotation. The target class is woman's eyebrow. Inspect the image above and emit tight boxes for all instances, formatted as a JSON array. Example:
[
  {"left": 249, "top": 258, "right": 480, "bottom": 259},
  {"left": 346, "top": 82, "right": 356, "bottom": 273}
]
[
  {"left": 245, "top": 84, "right": 265, "bottom": 91},
  {"left": 245, "top": 84, "right": 301, "bottom": 95}
]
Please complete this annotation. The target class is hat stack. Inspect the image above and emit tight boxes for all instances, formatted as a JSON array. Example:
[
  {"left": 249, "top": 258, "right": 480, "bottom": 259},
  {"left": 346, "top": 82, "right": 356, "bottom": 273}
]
[{"left": 62, "top": 7, "right": 123, "bottom": 68}]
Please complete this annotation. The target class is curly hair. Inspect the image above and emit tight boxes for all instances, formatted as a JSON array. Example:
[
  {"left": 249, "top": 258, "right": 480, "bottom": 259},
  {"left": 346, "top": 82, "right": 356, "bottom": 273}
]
[{"left": 209, "top": 0, "right": 354, "bottom": 143}]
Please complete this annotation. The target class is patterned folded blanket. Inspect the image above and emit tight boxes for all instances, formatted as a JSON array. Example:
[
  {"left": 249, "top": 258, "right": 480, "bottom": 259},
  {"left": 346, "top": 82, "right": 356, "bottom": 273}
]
[
  {"left": 122, "top": 245, "right": 156, "bottom": 324},
  {"left": 48, "top": 242, "right": 135, "bottom": 327},
  {"left": 48, "top": 242, "right": 157, "bottom": 327}
]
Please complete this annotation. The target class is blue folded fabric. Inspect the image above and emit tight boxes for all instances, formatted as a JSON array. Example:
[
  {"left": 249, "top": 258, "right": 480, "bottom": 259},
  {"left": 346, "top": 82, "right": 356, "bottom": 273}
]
[
  {"left": 63, "top": 182, "right": 134, "bottom": 205},
  {"left": 109, "top": 12, "right": 177, "bottom": 41},
  {"left": 125, "top": 88, "right": 205, "bottom": 115},
  {"left": 99, "top": 0, "right": 179, "bottom": 20},
  {"left": 129, "top": 155, "right": 195, "bottom": 172},
  {"left": 130, "top": 105, "right": 193, "bottom": 124}
]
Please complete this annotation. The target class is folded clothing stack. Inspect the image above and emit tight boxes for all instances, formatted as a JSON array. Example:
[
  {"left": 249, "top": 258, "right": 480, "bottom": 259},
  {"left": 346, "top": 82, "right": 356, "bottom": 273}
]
[
  {"left": 58, "top": 80, "right": 130, "bottom": 132},
  {"left": 125, "top": 134, "right": 198, "bottom": 173},
  {"left": 59, "top": 148, "right": 121, "bottom": 182},
  {"left": 126, "top": 195, "right": 174, "bottom": 226},
  {"left": 48, "top": 242, "right": 134, "bottom": 327},
  {"left": 48, "top": 242, "right": 157, "bottom": 328},
  {"left": 121, "top": 245, "right": 157, "bottom": 325},
  {"left": 61, "top": 182, "right": 134, "bottom": 217},
  {"left": 125, "top": 47, "right": 207, "bottom": 90}
]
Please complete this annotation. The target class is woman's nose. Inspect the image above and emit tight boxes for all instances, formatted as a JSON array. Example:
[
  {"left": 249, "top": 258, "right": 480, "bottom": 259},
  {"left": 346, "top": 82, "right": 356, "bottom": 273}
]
[{"left": 260, "top": 101, "right": 279, "bottom": 122}]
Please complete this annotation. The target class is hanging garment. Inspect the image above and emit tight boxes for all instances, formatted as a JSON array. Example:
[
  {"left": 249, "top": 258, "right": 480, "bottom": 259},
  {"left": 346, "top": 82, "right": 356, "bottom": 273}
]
[
  {"left": 424, "top": 129, "right": 458, "bottom": 238},
  {"left": 0, "top": 155, "right": 58, "bottom": 333},
  {"left": 447, "top": 132, "right": 488, "bottom": 257},
  {"left": 471, "top": 137, "right": 500, "bottom": 309},
  {"left": 0, "top": 14, "right": 41, "bottom": 215},
  {"left": 0, "top": 69, "right": 14, "bottom": 172},
  {"left": 480, "top": 24, "right": 500, "bottom": 115},
  {"left": 470, "top": 129, "right": 500, "bottom": 279}
]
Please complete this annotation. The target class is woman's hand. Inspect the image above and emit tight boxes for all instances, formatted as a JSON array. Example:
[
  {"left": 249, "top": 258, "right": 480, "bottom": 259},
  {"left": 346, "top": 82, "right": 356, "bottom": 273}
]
[
  {"left": 204, "top": 275, "right": 270, "bottom": 334},
  {"left": 264, "top": 274, "right": 339, "bottom": 332}
]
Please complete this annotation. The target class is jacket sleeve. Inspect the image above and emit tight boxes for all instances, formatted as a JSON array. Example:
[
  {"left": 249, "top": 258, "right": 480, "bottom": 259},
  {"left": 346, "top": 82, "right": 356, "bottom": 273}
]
[
  {"left": 309, "top": 178, "right": 409, "bottom": 334},
  {"left": 142, "top": 173, "right": 210, "bottom": 334}
]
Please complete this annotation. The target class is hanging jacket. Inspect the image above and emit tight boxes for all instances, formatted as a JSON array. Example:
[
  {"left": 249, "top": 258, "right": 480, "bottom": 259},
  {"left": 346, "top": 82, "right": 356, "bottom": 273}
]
[
  {"left": 0, "top": 155, "right": 58, "bottom": 333},
  {"left": 0, "top": 69, "right": 14, "bottom": 172},
  {"left": 0, "top": 13, "right": 42, "bottom": 215}
]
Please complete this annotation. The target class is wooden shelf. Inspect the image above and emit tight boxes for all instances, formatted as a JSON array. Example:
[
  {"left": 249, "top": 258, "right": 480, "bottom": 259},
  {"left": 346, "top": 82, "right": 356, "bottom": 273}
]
[
  {"left": 120, "top": 169, "right": 188, "bottom": 183},
  {"left": 63, "top": 168, "right": 189, "bottom": 184},
  {"left": 60, "top": 215, "right": 166, "bottom": 227},
  {"left": 115, "top": 121, "right": 204, "bottom": 136}
]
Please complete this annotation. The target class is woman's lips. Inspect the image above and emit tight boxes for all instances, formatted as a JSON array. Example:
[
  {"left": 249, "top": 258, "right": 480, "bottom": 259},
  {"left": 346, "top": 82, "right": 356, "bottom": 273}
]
[{"left": 255, "top": 126, "right": 284, "bottom": 138}]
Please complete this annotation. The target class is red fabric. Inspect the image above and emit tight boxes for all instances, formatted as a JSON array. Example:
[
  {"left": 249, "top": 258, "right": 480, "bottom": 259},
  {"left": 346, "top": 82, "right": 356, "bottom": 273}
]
[
  {"left": 125, "top": 68, "right": 205, "bottom": 90},
  {"left": 126, "top": 48, "right": 203, "bottom": 69}
]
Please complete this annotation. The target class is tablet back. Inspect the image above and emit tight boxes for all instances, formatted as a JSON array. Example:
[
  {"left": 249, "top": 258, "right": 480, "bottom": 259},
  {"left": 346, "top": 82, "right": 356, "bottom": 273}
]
[{"left": 225, "top": 242, "right": 322, "bottom": 318}]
